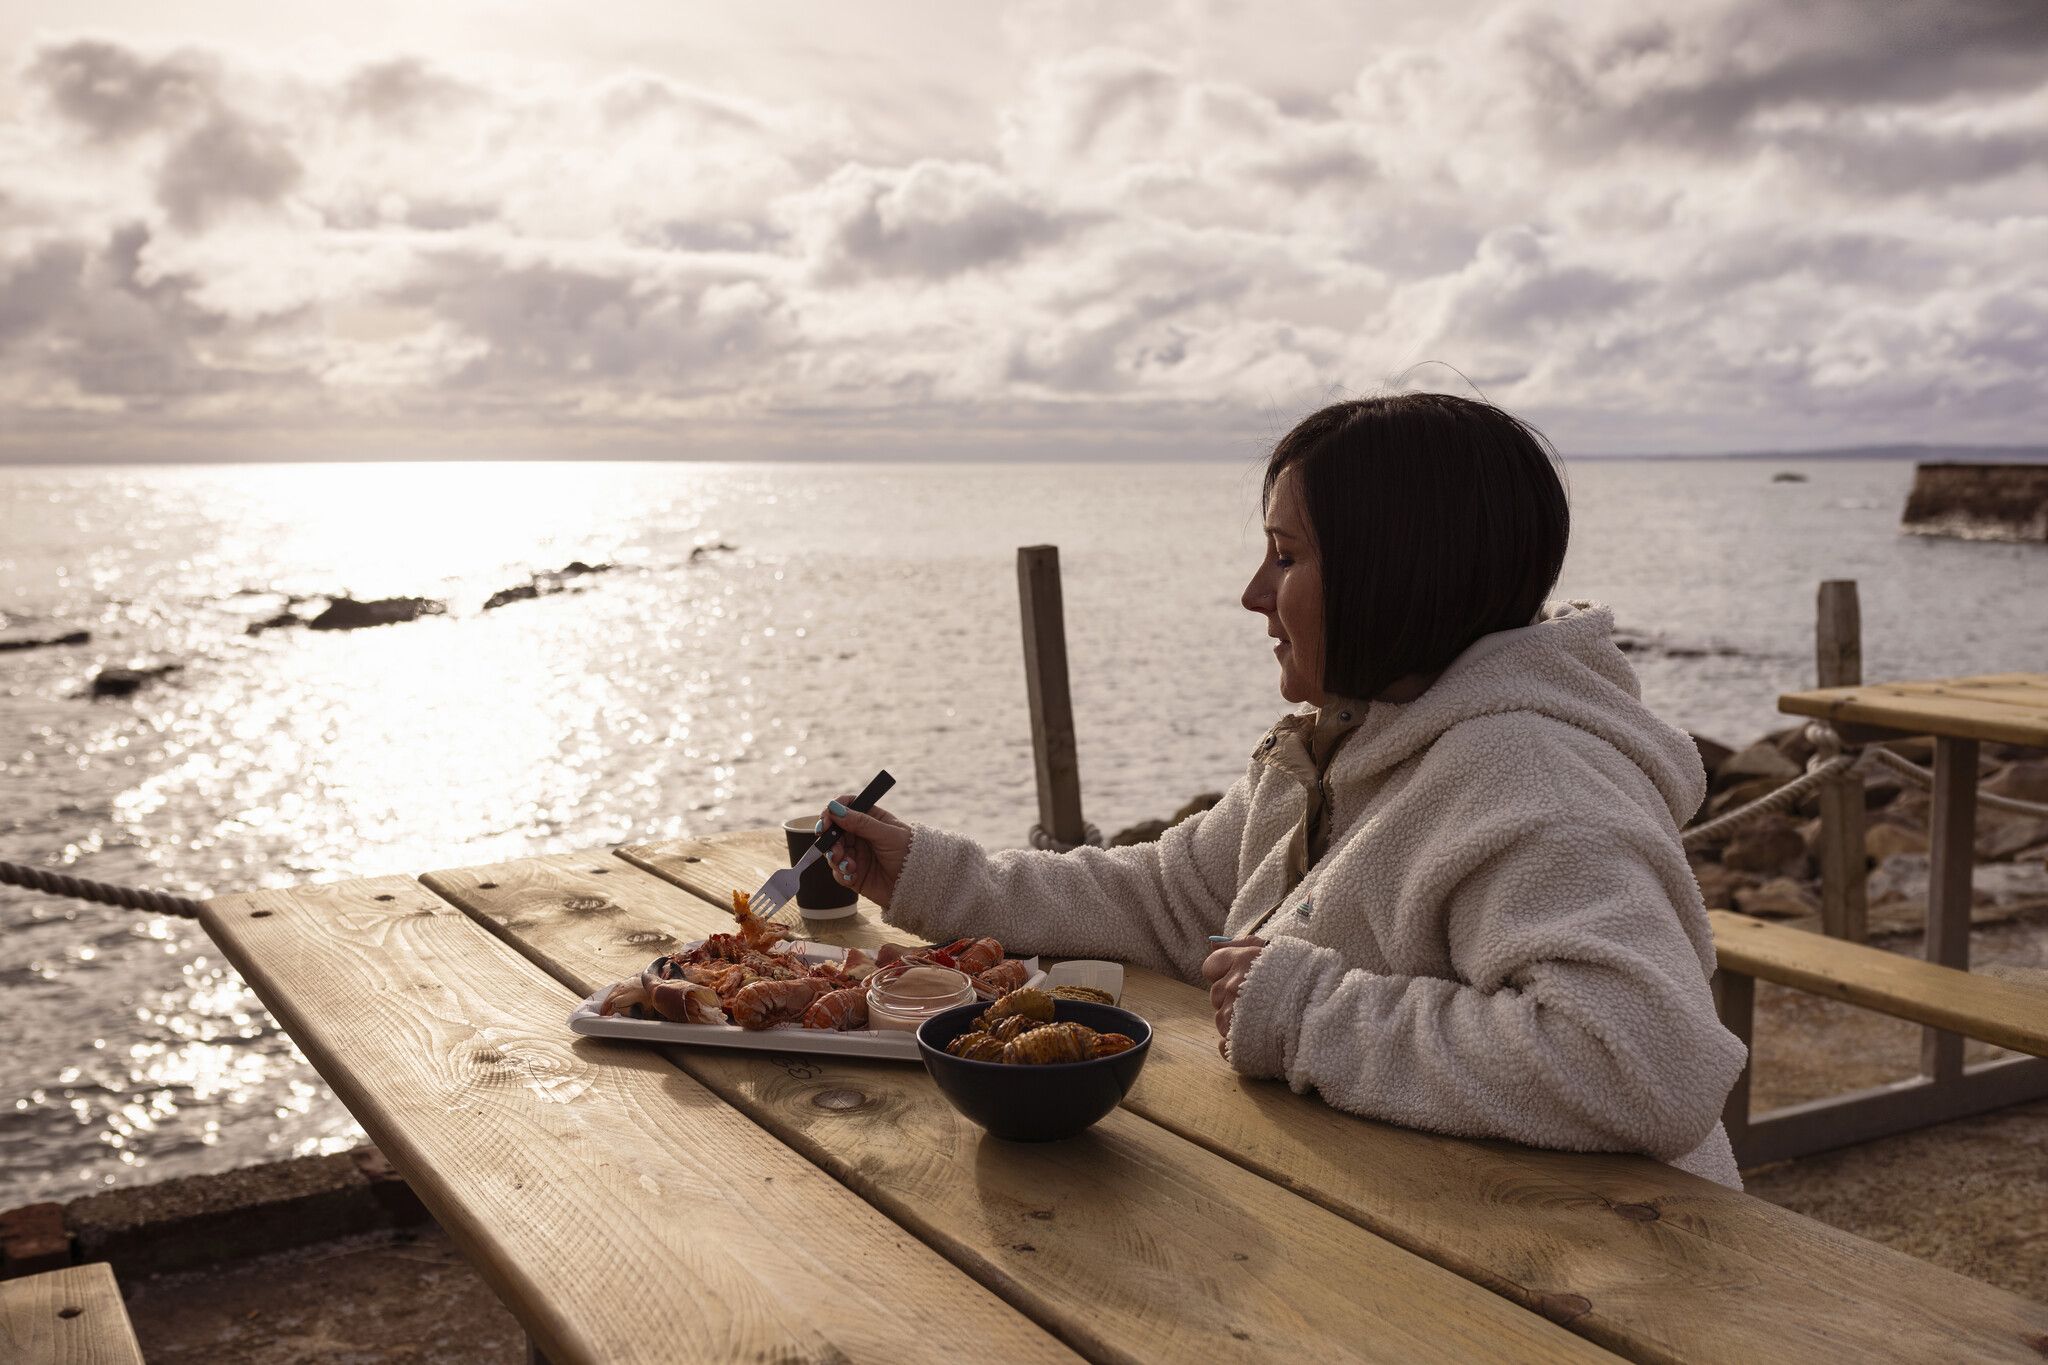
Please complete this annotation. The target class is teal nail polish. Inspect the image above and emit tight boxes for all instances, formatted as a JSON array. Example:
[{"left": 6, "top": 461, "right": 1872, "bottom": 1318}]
[
  {"left": 813, "top": 819, "right": 824, "bottom": 833},
  {"left": 828, "top": 800, "right": 849, "bottom": 816}
]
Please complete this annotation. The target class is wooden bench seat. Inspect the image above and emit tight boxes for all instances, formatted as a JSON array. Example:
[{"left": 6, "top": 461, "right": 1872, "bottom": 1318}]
[
  {"left": 0, "top": 1263, "right": 144, "bottom": 1365},
  {"left": 593, "top": 831, "right": 2048, "bottom": 1365},
  {"left": 1710, "top": 909, "right": 2048, "bottom": 1057},
  {"left": 424, "top": 849, "right": 1609, "bottom": 1364}
]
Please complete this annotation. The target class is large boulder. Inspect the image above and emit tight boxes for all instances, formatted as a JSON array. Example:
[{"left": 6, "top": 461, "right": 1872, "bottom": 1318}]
[
  {"left": 1690, "top": 859, "right": 1757, "bottom": 910},
  {"left": 1864, "top": 819, "right": 1928, "bottom": 863},
  {"left": 1866, "top": 853, "right": 2048, "bottom": 936},
  {"left": 91, "top": 664, "right": 182, "bottom": 697},
  {"left": 1718, "top": 739, "right": 1800, "bottom": 785},
  {"left": 484, "top": 561, "right": 618, "bottom": 611},
  {"left": 1722, "top": 816, "right": 1811, "bottom": 877},
  {"left": 1978, "top": 809, "right": 2048, "bottom": 861},
  {"left": 1705, "top": 776, "right": 1791, "bottom": 821},
  {"left": 1689, "top": 733, "right": 1736, "bottom": 778},
  {"left": 1109, "top": 818, "right": 1171, "bottom": 847},
  {"left": 306, "top": 596, "right": 445, "bottom": 631},
  {"left": 1987, "top": 759, "right": 2048, "bottom": 807},
  {"left": 1171, "top": 792, "right": 1223, "bottom": 825},
  {"left": 1735, "top": 877, "right": 1820, "bottom": 920}
]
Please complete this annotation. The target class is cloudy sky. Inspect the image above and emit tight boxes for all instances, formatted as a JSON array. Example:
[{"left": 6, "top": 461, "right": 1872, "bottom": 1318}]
[{"left": 1, "top": 0, "right": 2044, "bottom": 460}]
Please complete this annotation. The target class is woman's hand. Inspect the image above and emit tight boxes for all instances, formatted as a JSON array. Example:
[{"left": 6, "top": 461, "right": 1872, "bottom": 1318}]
[
  {"left": 1201, "top": 937, "right": 1267, "bottom": 1058},
  {"left": 816, "top": 797, "right": 914, "bottom": 909}
]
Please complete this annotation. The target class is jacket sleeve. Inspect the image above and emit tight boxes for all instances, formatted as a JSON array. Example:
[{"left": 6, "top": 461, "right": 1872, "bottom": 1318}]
[
  {"left": 1226, "top": 745, "right": 1747, "bottom": 1162},
  {"left": 881, "top": 774, "right": 1251, "bottom": 981}
]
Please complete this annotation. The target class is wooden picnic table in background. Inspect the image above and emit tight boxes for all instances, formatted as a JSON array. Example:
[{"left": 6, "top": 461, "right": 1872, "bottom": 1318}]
[
  {"left": 198, "top": 828, "right": 2048, "bottom": 1364},
  {"left": 1764, "top": 671, "right": 2048, "bottom": 1160}
]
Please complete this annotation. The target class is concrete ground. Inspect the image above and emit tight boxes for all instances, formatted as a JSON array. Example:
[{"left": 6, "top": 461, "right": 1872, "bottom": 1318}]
[
  {"left": 124, "top": 1225, "right": 524, "bottom": 1365},
  {"left": 111, "top": 915, "right": 2048, "bottom": 1360}
]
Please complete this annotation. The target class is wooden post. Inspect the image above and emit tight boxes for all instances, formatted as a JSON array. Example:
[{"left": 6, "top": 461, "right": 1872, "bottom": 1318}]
[
  {"left": 1920, "top": 736, "right": 1979, "bottom": 1082},
  {"left": 1815, "top": 581, "right": 1867, "bottom": 942},
  {"left": 1711, "top": 970, "right": 1754, "bottom": 1153},
  {"left": 1017, "top": 546, "right": 1087, "bottom": 847}
]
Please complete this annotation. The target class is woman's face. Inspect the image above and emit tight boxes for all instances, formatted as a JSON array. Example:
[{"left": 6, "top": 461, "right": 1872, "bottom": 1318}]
[{"left": 1242, "top": 464, "right": 1326, "bottom": 706}]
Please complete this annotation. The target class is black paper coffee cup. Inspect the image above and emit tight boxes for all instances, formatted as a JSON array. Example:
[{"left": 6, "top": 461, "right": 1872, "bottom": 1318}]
[{"left": 782, "top": 817, "right": 859, "bottom": 915}]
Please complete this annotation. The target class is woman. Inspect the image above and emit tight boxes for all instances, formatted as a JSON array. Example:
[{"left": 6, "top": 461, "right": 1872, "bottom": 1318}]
[{"left": 817, "top": 392, "right": 1748, "bottom": 1189}]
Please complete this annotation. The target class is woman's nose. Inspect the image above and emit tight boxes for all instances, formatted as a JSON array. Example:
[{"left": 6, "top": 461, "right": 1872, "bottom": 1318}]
[{"left": 1241, "top": 573, "right": 1270, "bottom": 614}]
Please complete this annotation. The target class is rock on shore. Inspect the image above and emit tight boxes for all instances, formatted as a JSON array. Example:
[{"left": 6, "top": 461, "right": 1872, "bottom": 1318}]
[
  {"left": 1687, "top": 725, "right": 2048, "bottom": 936},
  {"left": 91, "top": 663, "right": 182, "bottom": 697},
  {"left": 0, "top": 628, "right": 91, "bottom": 652},
  {"left": 305, "top": 596, "right": 446, "bottom": 631},
  {"left": 483, "top": 560, "right": 615, "bottom": 611}
]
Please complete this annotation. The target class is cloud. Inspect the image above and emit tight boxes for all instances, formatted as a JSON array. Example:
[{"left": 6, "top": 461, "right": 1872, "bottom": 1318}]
[
  {"left": 0, "top": 4, "right": 2045, "bottom": 459},
  {"left": 156, "top": 108, "right": 303, "bottom": 228},
  {"left": 27, "top": 39, "right": 217, "bottom": 143},
  {"left": 794, "top": 160, "right": 1074, "bottom": 280}
]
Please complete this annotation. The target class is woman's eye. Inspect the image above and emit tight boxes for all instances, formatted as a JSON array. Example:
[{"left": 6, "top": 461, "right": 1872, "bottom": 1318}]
[{"left": 1273, "top": 554, "right": 1293, "bottom": 568}]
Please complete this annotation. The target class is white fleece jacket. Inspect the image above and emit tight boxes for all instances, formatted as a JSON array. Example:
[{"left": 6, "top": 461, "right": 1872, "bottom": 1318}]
[{"left": 885, "top": 601, "right": 1749, "bottom": 1188}]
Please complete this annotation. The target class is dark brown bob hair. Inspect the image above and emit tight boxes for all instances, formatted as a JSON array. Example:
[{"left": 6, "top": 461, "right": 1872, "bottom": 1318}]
[{"left": 1264, "top": 392, "right": 1570, "bottom": 701}]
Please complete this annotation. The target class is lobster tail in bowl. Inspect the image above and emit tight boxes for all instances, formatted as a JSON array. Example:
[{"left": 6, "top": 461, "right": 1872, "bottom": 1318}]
[{"left": 916, "top": 1000, "right": 1152, "bottom": 1141}]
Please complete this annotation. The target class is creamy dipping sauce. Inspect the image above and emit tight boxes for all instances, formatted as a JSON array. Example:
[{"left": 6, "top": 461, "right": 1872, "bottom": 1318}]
[{"left": 867, "top": 964, "right": 976, "bottom": 1031}]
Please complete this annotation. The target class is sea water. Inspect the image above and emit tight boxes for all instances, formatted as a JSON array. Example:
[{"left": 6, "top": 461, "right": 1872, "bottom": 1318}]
[{"left": 2, "top": 457, "right": 2044, "bottom": 1205}]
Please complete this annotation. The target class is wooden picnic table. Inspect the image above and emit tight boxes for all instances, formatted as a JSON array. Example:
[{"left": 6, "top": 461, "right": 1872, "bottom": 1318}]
[
  {"left": 1767, "top": 671, "right": 2048, "bottom": 1160},
  {"left": 199, "top": 829, "right": 2048, "bottom": 1364}
]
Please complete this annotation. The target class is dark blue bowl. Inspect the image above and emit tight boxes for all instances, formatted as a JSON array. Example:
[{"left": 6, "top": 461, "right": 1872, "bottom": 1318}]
[{"left": 916, "top": 999, "right": 1153, "bottom": 1141}]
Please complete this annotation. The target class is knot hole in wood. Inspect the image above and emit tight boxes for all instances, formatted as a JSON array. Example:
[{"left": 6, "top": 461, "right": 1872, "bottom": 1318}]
[{"left": 811, "top": 1088, "right": 869, "bottom": 1113}]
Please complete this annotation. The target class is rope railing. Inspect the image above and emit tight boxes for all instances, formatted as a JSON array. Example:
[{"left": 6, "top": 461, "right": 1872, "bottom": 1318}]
[
  {"left": 1681, "top": 721, "right": 2048, "bottom": 848},
  {"left": 1861, "top": 746, "right": 2048, "bottom": 818},
  {"left": 0, "top": 858, "right": 203, "bottom": 918},
  {"left": 1028, "top": 821, "right": 1105, "bottom": 852}
]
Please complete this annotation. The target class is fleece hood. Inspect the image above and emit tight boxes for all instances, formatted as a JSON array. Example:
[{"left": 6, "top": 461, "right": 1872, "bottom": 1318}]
[{"left": 1328, "top": 600, "right": 1707, "bottom": 829}]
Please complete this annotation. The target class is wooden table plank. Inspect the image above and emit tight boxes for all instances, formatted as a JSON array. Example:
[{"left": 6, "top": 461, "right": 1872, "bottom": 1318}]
[
  {"left": 0, "top": 1264, "right": 144, "bottom": 1365},
  {"left": 1779, "top": 678, "right": 2048, "bottom": 745},
  {"left": 1710, "top": 910, "right": 2048, "bottom": 1056},
  {"left": 423, "top": 850, "right": 1610, "bottom": 1365},
  {"left": 621, "top": 831, "right": 2048, "bottom": 1365},
  {"left": 200, "top": 875, "right": 1076, "bottom": 1365}
]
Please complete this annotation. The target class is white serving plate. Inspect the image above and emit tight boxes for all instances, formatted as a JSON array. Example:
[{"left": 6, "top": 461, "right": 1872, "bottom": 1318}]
[{"left": 567, "top": 942, "right": 1040, "bottom": 1062}]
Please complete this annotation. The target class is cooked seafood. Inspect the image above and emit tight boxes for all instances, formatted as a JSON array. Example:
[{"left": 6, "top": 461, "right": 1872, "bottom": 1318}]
[
  {"left": 730, "top": 889, "right": 795, "bottom": 953},
  {"left": 973, "top": 959, "right": 1031, "bottom": 996},
  {"left": 731, "top": 978, "right": 832, "bottom": 1030},
  {"left": 945, "top": 937, "right": 1005, "bottom": 977},
  {"left": 598, "top": 978, "right": 651, "bottom": 1018},
  {"left": 1049, "top": 984, "right": 1116, "bottom": 1006},
  {"left": 1086, "top": 1031, "right": 1136, "bottom": 1059},
  {"left": 803, "top": 987, "right": 870, "bottom": 1032},
  {"left": 943, "top": 987, "right": 1139, "bottom": 1065},
  {"left": 644, "top": 976, "right": 725, "bottom": 1025},
  {"left": 1003, "top": 1021, "right": 1088, "bottom": 1065},
  {"left": 984, "top": 1014, "right": 1033, "bottom": 1044},
  {"left": 946, "top": 1031, "right": 1009, "bottom": 1062},
  {"left": 983, "top": 987, "right": 1055, "bottom": 1025},
  {"left": 588, "top": 891, "right": 1031, "bottom": 1034}
]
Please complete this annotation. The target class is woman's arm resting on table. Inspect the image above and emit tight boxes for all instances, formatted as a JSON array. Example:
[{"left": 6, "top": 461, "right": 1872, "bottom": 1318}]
[
  {"left": 882, "top": 777, "right": 1252, "bottom": 980},
  {"left": 1227, "top": 818, "right": 1747, "bottom": 1162}
]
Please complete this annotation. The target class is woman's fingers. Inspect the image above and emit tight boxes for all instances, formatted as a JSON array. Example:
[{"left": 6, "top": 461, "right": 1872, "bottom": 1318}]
[{"left": 820, "top": 799, "right": 904, "bottom": 844}]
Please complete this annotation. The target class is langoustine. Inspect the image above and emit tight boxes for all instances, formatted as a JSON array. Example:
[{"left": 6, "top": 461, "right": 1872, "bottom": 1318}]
[
  {"left": 730, "top": 977, "right": 833, "bottom": 1030},
  {"left": 802, "top": 987, "right": 870, "bottom": 1031}
]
